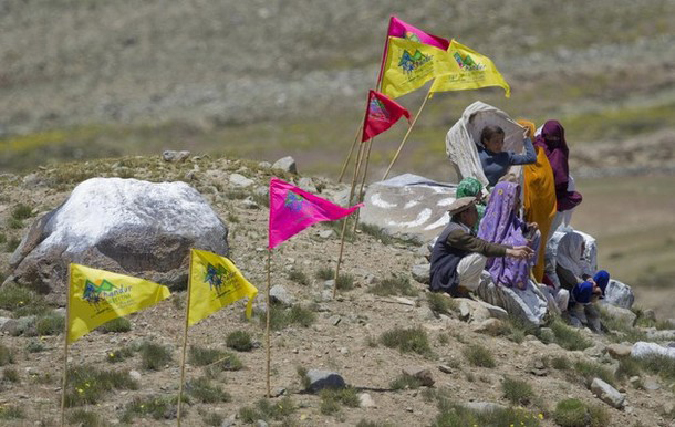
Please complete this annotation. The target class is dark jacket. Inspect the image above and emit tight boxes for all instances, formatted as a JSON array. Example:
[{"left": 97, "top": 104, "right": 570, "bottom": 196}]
[{"left": 429, "top": 221, "right": 509, "bottom": 295}]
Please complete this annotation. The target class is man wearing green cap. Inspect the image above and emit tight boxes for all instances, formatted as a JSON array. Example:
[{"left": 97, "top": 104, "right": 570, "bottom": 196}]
[{"left": 429, "top": 197, "right": 533, "bottom": 297}]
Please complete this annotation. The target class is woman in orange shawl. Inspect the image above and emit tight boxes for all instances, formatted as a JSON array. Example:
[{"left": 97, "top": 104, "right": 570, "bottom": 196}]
[{"left": 517, "top": 119, "right": 557, "bottom": 282}]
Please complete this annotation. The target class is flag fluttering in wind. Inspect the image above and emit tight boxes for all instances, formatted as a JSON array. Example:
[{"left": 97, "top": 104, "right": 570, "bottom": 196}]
[
  {"left": 430, "top": 40, "right": 511, "bottom": 97},
  {"left": 380, "top": 37, "right": 457, "bottom": 99},
  {"left": 362, "top": 90, "right": 411, "bottom": 142},
  {"left": 268, "top": 177, "right": 362, "bottom": 249},
  {"left": 188, "top": 249, "right": 258, "bottom": 325},
  {"left": 377, "top": 15, "right": 450, "bottom": 84},
  {"left": 67, "top": 263, "right": 170, "bottom": 344}
]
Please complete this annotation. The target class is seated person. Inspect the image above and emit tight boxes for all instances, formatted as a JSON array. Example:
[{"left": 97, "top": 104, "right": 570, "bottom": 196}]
[
  {"left": 478, "top": 125, "right": 537, "bottom": 187},
  {"left": 429, "top": 197, "right": 533, "bottom": 297},
  {"left": 477, "top": 180, "right": 540, "bottom": 290},
  {"left": 557, "top": 271, "right": 610, "bottom": 331}
]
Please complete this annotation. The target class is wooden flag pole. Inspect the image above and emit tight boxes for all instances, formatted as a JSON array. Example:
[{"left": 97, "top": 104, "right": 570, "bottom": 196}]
[
  {"left": 266, "top": 249, "right": 272, "bottom": 398},
  {"left": 382, "top": 87, "right": 433, "bottom": 180},
  {"left": 352, "top": 137, "right": 375, "bottom": 234},
  {"left": 337, "top": 124, "right": 363, "bottom": 183},
  {"left": 334, "top": 140, "right": 366, "bottom": 298},
  {"left": 60, "top": 264, "right": 71, "bottom": 427},
  {"left": 176, "top": 250, "right": 194, "bottom": 427}
]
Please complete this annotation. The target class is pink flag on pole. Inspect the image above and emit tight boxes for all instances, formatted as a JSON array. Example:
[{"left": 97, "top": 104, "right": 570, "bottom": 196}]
[
  {"left": 377, "top": 15, "right": 451, "bottom": 84},
  {"left": 362, "top": 90, "right": 411, "bottom": 142},
  {"left": 268, "top": 178, "right": 363, "bottom": 249}
]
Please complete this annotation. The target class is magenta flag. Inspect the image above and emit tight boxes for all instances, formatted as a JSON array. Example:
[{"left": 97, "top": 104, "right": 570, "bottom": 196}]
[
  {"left": 362, "top": 90, "right": 411, "bottom": 142},
  {"left": 377, "top": 15, "right": 451, "bottom": 84},
  {"left": 268, "top": 178, "right": 363, "bottom": 249}
]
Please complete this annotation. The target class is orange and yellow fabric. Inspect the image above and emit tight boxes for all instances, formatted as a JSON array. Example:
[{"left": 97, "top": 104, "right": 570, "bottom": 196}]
[{"left": 518, "top": 119, "right": 557, "bottom": 282}]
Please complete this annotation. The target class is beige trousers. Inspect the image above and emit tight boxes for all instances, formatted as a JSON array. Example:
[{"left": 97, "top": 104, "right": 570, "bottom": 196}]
[{"left": 457, "top": 253, "right": 488, "bottom": 292}]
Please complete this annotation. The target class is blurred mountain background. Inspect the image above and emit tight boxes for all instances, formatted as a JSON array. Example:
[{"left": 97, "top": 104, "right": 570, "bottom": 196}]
[{"left": 0, "top": 0, "right": 674, "bottom": 313}]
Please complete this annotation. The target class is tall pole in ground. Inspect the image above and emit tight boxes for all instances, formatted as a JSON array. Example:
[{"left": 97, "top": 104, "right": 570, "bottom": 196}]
[
  {"left": 60, "top": 265, "right": 71, "bottom": 427},
  {"left": 266, "top": 249, "right": 272, "bottom": 398},
  {"left": 352, "top": 137, "right": 375, "bottom": 234},
  {"left": 337, "top": 124, "right": 364, "bottom": 183},
  {"left": 176, "top": 251, "right": 194, "bottom": 426}
]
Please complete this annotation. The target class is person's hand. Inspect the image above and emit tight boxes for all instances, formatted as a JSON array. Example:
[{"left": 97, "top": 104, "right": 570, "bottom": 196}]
[
  {"left": 521, "top": 125, "right": 532, "bottom": 139},
  {"left": 507, "top": 246, "right": 534, "bottom": 259},
  {"left": 529, "top": 222, "right": 539, "bottom": 231}
]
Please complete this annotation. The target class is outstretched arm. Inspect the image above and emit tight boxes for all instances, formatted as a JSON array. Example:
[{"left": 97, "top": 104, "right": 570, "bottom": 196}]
[{"left": 509, "top": 137, "right": 537, "bottom": 165}]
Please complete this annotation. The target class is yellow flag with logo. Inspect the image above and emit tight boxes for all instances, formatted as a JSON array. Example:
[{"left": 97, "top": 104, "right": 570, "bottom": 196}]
[
  {"left": 188, "top": 249, "right": 258, "bottom": 325},
  {"left": 68, "top": 263, "right": 170, "bottom": 344},
  {"left": 430, "top": 40, "right": 511, "bottom": 97},
  {"left": 381, "top": 37, "right": 458, "bottom": 99}
]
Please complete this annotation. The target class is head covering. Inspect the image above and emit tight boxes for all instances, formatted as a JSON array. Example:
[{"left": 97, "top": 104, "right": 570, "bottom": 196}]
[
  {"left": 457, "top": 177, "right": 482, "bottom": 198},
  {"left": 593, "top": 270, "right": 610, "bottom": 295},
  {"left": 556, "top": 231, "right": 592, "bottom": 279},
  {"left": 447, "top": 197, "right": 476, "bottom": 217},
  {"left": 518, "top": 118, "right": 557, "bottom": 282},
  {"left": 535, "top": 120, "right": 582, "bottom": 212},
  {"left": 517, "top": 119, "right": 536, "bottom": 140},
  {"left": 477, "top": 181, "right": 535, "bottom": 290},
  {"left": 572, "top": 281, "right": 594, "bottom": 305}
]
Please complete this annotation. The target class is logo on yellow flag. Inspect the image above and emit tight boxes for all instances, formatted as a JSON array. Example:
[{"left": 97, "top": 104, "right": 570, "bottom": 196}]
[
  {"left": 430, "top": 40, "right": 511, "bottom": 97},
  {"left": 188, "top": 249, "right": 258, "bottom": 326},
  {"left": 68, "top": 264, "right": 170, "bottom": 344},
  {"left": 381, "top": 37, "right": 457, "bottom": 99}
]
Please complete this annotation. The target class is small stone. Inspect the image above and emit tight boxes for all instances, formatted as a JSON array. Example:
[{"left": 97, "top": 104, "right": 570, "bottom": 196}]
[
  {"left": 272, "top": 156, "right": 298, "bottom": 175},
  {"left": 306, "top": 369, "right": 345, "bottom": 393},
  {"left": 270, "top": 285, "right": 294, "bottom": 305},
  {"left": 229, "top": 173, "right": 254, "bottom": 188},
  {"left": 458, "top": 301, "right": 471, "bottom": 322},
  {"left": 411, "top": 264, "right": 429, "bottom": 284},
  {"left": 256, "top": 420, "right": 269, "bottom": 427},
  {"left": 330, "top": 315, "right": 342, "bottom": 326},
  {"left": 606, "top": 343, "right": 633, "bottom": 358},
  {"left": 471, "top": 319, "right": 505, "bottom": 336},
  {"left": 273, "top": 387, "right": 286, "bottom": 397},
  {"left": 643, "top": 379, "right": 660, "bottom": 390},
  {"left": 438, "top": 364, "right": 453, "bottom": 374},
  {"left": 405, "top": 407, "right": 414, "bottom": 413},
  {"left": 129, "top": 370, "right": 142, "bottom": 381},
  {"left": 590, "top": 377, "right": 625, "bottom": 409},
  {"left": 359, "top": 393, "right": 376, "bottom": 408},
  {"left": 318, "top": 230, "right": 335, "bottom": 239},
  {"left": 298, "top": 177, "right": 317, "bottom": 193}
]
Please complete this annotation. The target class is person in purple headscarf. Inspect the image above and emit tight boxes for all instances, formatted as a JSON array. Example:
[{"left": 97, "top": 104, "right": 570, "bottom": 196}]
[
  {"left": 536, "top": 120, "right": 582, "bottom": 234},
  {"left": 477, "top": 180, "right": 540, "bottom": 290}
]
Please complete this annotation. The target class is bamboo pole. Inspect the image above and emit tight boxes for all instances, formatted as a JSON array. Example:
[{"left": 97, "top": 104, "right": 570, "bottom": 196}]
[
  {"left": 60, "top": 264, "right": 71, "bottom": 427},
  {"left": 381, "top": 88, "right": 433, "bottom": 180},
  {"left": 352, "top": 137, "right": 375, "bottom": 234},
  {"left": 337, "top": 124, "right": 363, "bottom": 183},
  {"left": 266, "top": 249, "right": 272, "bottom": 398},
  {"left": 176, "top": 250, "right": 194, "bottom": 426}
]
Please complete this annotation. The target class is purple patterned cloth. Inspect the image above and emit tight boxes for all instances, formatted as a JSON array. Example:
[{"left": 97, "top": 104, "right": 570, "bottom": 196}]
[{"left": 477, "top": 181, "right": 537, "bottom": 290}]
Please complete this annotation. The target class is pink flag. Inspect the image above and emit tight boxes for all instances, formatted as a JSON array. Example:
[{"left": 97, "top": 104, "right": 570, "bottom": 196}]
[
  {"left": 377, "top": 15, "right": 451, "bottom": 84},
  {"left": 268, "top": 178, "right": 362, "bottom": 249},
  {"left": 362, "top": 90, "right": 411, "bottom": 142}
]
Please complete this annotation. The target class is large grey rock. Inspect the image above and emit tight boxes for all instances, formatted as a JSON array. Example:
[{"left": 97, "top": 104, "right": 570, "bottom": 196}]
[
  {"left": 412, "top": 264, "right": 429, "bottom": 284},
  {"left": 359, "top": 174, "right": 457, "bottom": 243},
  {"left": 272, "top": 156, "right": 298, "bottom": 175},
  {"left": 591, "top": 378, "right": 625, "bottom": 408},
  {"left": 306, "top": 369, "right": 345, "bottom": 393},
  {"left": 645, "top": 329, "right": 675, "bottom": 340},
  {"left": 632, "top": 342, "right": 675, "bottom": 360},
  {"left": 229, "top": 173, "right": 254, "bottom": 188},
  {"left": 599, "top": 303, "right": 636, "bottom": 329},
  {"left": 603, "top": 280, "right": 635, "bottom": 310},
  {"left": 269, "top": 285, "right": 294, "bottom": 305},
  {"left": 5, "top": 178, "right": 228, "bottom": 303},
  {"left": 476, "top": 278, "right": 548, "bottom": 327}
]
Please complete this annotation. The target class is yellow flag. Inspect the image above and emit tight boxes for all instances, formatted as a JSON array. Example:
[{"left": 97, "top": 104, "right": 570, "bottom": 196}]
[
  {"left": 430, "top": 40, "right": 511, "bottom": 97},
  {"left": 188, "top": 249, "right": 258, "bottom": 325},
  {"left": 381, "top": 37, "right": 458, "bottom": 99},
  {"left": 68, "top": 263, "right": 170, "bottom": 344}
]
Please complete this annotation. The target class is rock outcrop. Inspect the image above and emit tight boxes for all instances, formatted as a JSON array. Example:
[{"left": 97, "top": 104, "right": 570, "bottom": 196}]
[{"left": 4, "top": 178, "right": 228, "bottom": 302}]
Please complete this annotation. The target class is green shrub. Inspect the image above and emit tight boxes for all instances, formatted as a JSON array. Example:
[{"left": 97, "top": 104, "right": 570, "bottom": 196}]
[
  {"left": 356, "top": 420, "right": 394, "bottom": 427},
  {"left": 36, "top": 312, "right": 64, "bottom": 336},
  {"left": 140, "top": 342, "right": 172, "bottom": 371},
  {"left": 96, "top": 317, "right": 131, "bottom": 333},
  {"left": 64, "top": 365, "right": 138, "bottom": 407},
  {"left": 553, "top": 398, "right": 610, "bottom": 427},
  {"left": 121, "top": 395, "right": 188, "bottom": 423},
  {"left": 186, "top": 377, "right": 230, "bottom": 403},
  {"left": 380, "top": 327, "right": 432, "bottom": 356},
  {"left": 501, "top": 376, "right": 533, "bottom": 405},
  {"left": 8, "top": 218, "right": 23, "bottom": 229},
  {"left": 238, "top": 397, "right": 295, "bottom": 423},
  {"left": 389, "top": 373, "right": 423, "bottom": 390},
  {"left": 432, "top": 401, "right": 540, "bottom": 427},
  {"left": 262, "top": 304, "right": 316, "bottom": 331},
  {"left": 0, "top": 232, "right": 6, "bottom": 244},
  {"left": 550, "top": 319, "right": 592, "bottom": 351},
  {"left": 320, "top": 387, "right": 359, "bottom": 415},
  {"left": 105, "top": 346, "right": 136, "bottom": 364},
  {"left": 288, "top": 267, "right": 309, "bottom": 286},
  {"left": 202, "top": 412, "right": 223, "bottom": 426},
  {"left": 463, "top": 344, "right": 496, "bottom": 368},
  {"left": 25, "top": 341, "right": 46, "bottom": 353},
  {"left": 0, "top": 344, "right": 13, "bottom": 366},
  {"left": 2, "top": 367, "right": 19, "bottom": 383},
  {"left": 0, "top": 284, "right": 53, "bottom": 317},
  {"left": 226, "top": 330, "right": 253, "bottom": 352},
  {"left": 0, "top": 405, "right": 23, "bottom": 419},
  {"left": 634, "top": 354, "right": 675, "bottom": 382},
  {"left": 297, "top": 366, "right": 311, "bottom": 391},
  {"left": 572, "top": 361, "right": 615, "bottom": 387},
  {"left": 551, "top": 356, "right": 571, "bottom": 370},
  {"left": 315, "top": 267, "right": 334, "bottom": 280},
  {"left": 369, "top": 276, "right": 417, "bottom": 296},
  {"left": 427, "top": 292, "right": 457, "bottom": 315},
  {"left": 67, "top": 409, "right": 106, "bottom": 427},
  {"left": 11, "top": 204, "right": 34, "bottom": 220},
  {"left": 189, "top": 345, "right": 221, "bottom": 366},
  {"left": 7, "top": 237, "right": 21, "bottom": 251},
  {"left": 335, "top": 273, "right": 355, "bottom": 291},
  {"left": 616, "top": 357, "right": 642, "bottom": 381}
]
